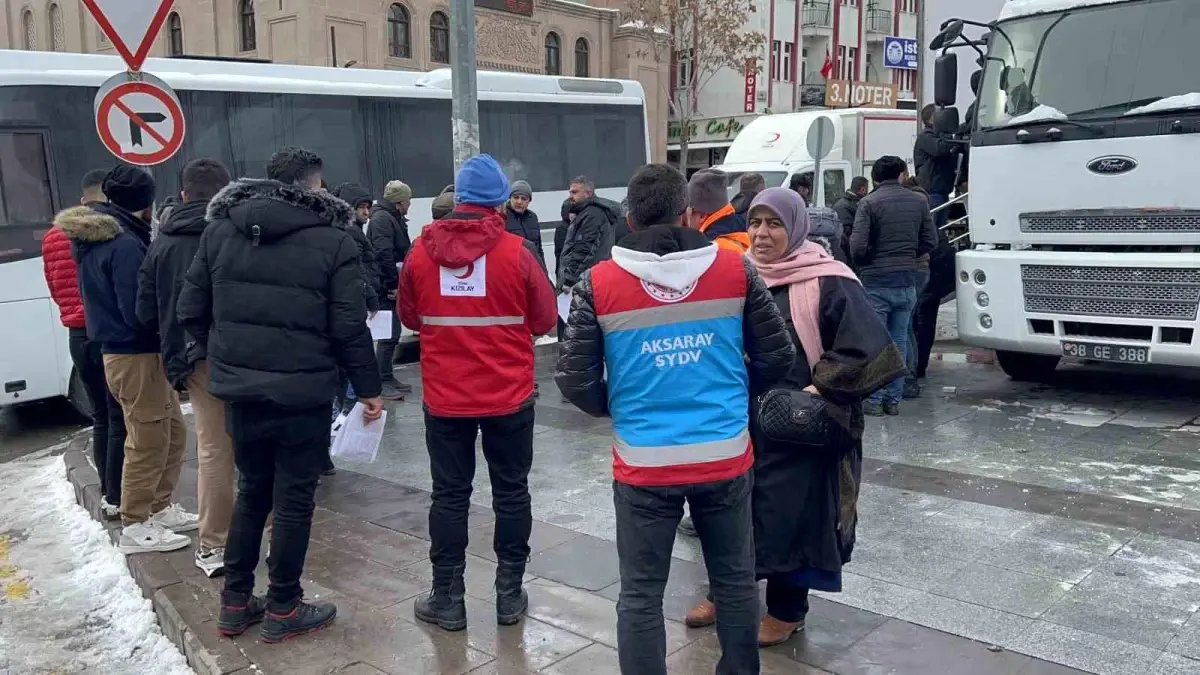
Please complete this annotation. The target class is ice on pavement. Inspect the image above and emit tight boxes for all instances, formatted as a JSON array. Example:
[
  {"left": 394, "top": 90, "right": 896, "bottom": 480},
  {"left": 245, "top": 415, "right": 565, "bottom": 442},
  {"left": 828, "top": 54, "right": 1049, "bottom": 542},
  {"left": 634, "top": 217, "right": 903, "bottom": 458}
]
[
  {"left": 0, "top": 456, "right": 192, "bottom": 675},
  {"left": 997, "top": 0, "right": 1136, "bottom": 22},
  {"left": 1125, "top": 93, "right": 1200, "bottom": 117}
]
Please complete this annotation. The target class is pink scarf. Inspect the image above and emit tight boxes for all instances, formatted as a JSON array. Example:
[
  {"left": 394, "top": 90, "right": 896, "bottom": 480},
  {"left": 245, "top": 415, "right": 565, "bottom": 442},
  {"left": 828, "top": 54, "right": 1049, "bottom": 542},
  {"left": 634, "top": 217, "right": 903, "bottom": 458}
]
[{"left": 752, "top": 240, "right": 860, "bottom": 368}]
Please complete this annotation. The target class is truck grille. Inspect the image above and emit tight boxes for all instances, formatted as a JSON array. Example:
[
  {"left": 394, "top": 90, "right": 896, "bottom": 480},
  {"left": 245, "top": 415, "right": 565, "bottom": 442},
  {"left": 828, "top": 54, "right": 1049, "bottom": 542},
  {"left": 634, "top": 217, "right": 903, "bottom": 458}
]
[
  {"left": 1021, "top": 265, "right": 1200, "bottom": 320},
  {"left": 1020, "top": 210, "right": 1200, "bottom": 234}
]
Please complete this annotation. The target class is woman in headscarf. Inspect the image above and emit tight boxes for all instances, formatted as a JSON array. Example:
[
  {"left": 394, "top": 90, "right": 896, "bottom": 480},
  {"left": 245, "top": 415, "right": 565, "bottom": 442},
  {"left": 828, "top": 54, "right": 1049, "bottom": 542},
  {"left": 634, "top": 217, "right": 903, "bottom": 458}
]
[{"left": 684, "top": 187, "right": 904, "bottom": 646}]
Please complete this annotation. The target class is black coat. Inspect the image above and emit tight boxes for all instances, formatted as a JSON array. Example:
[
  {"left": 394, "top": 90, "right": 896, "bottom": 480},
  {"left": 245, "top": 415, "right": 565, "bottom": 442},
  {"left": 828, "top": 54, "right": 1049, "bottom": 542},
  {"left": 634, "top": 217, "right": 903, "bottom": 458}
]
[
  {"left": 176, "top": 179, "right": 382, "bottom": 409},
  {"left": 505, "top": 207, "right": 545, "bottom": 269},
  {"left": 558, "top": 197, "right": 622, "bottom": 289},
  {"left": 554, "top": 225, "right": 795, "bottom": 416},
  {"left": 752, "top": 277, "right": 904, "bottom": 577},
  {"left": 832, "top": 192, "right": 861, "bottom": 230},
  {"left": 367, "top": 200, "right": 411, "bottom": 300},
  {"left": 333, "top": 183, "right": 383, "bottom": 312},
  {"left": 731, "top": 189, "right": 760, "bottom": 216},
  {"left": 56, "top": 202, "right": 158, "bottom": 354},
  {"left": 849, "top": 181, "right": 938, "bottom": 284},
  {"left": 914, "top": 127, "right": 960, "bottom": 197},
  {"left": 136, "top": 200, "right": 210, "bottom": 388}
]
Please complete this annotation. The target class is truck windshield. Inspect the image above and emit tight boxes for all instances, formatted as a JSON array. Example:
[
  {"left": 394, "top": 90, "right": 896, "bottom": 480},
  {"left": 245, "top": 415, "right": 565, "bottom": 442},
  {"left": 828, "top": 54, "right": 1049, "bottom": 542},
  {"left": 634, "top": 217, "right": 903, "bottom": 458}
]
[{"left": 976, "top": 0, "right": 1200, "bottom": 128}]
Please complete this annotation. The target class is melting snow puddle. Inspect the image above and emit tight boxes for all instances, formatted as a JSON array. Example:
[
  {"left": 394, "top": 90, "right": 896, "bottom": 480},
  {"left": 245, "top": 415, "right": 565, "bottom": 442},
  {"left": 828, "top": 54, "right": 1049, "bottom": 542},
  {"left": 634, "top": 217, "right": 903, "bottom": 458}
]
[{"left": 0, "top": 456, "right": 192, "bottom": 674}]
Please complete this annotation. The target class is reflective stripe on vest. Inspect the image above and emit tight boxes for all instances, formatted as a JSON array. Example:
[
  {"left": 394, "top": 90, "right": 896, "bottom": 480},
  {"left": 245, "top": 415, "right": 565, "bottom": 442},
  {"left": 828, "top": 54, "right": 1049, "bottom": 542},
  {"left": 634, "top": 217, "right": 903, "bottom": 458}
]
[
  {"left": 615, "top": 427, "right": 750, "bottom": 467},
  {"left": 422, "top": 315, "right": 525, "bottom": 326},
  {"left": 597, "top": 297, "right": 744, "bottom": 333}
]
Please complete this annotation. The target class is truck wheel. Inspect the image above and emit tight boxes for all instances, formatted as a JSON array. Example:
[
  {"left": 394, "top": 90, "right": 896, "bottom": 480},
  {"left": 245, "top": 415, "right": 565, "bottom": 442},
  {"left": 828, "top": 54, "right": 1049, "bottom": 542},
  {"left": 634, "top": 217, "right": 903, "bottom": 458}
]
[
  {"left": 996, "top": 350, "right": 1060, "bottom": 383},
  {"left": 66, "top": 368, "right": 95, "bottom": 421}
]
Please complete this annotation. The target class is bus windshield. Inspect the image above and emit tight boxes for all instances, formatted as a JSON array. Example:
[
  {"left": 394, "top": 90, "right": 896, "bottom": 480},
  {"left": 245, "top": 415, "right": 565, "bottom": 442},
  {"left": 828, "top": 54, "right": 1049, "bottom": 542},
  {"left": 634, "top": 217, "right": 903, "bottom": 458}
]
[{"left": 977, "top": 0, "right": 1200, "bottom": 128}]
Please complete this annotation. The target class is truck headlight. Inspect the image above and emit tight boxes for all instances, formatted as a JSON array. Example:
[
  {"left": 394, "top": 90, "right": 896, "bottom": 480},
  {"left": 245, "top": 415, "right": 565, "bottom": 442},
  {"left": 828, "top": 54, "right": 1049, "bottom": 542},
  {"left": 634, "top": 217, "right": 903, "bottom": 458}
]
[
  {"left": 973, "top": 270, "right": 987, "bottom": 285},
  {"left": 980, "top": 314, "right": 993, "bottom": 329},
  {"left": 977, "top": 292, "right": 989, "bottom": 307}
]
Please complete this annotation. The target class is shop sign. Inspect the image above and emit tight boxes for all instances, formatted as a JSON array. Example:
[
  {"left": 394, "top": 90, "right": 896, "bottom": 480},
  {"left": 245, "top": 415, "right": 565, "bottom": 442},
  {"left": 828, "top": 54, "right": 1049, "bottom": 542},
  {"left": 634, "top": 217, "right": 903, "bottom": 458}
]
[{"left": 667, "top": 115, "right": 755, "bottom": 145}]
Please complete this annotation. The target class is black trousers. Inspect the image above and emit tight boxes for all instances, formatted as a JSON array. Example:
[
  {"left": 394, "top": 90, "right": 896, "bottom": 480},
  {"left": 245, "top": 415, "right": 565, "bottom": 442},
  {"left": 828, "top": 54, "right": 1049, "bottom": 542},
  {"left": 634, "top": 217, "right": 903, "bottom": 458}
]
[
  {"left": 425, "top": 407, "right": 535, "bottom": 568},
  {"left": 913, "top": 252, "right": 956, "bottom": 378},
  {"left": 68, "top": 328, "right": 126, "bottom": 504},
  {"left": 223, "top": 402, "right": 327, "bottom": 606},
  {"left": 375, "top": 310, "right": 403, "bottom": 381}
]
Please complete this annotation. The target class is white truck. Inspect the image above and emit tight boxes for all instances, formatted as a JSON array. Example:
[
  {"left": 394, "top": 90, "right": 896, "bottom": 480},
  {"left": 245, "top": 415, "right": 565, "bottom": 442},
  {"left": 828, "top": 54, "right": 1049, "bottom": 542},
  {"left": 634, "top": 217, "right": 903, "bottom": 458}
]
[
  {"left": 932, "top": 0, "right": 1200, "bottom": 380},
  {"left": 714, "top": 108, "right": 917, "bottom": 207}
]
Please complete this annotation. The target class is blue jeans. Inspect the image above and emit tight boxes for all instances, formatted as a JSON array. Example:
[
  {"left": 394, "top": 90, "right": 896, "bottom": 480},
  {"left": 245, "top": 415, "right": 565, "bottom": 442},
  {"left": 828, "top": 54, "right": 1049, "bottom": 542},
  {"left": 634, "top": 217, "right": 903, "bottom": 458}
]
[
  {"left": 929, "top": 193, "right": 949, "bottom": 231},
  {"left": 866, "top": 285, "right": 918, "bottom": 405}
]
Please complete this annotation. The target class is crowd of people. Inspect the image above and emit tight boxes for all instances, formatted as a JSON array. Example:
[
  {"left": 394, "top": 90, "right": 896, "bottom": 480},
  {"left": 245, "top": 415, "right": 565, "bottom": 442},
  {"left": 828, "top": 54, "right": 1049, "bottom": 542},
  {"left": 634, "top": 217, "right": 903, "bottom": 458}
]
[{"left": 41, "top": 133, "right": 953, "bottom": 669}]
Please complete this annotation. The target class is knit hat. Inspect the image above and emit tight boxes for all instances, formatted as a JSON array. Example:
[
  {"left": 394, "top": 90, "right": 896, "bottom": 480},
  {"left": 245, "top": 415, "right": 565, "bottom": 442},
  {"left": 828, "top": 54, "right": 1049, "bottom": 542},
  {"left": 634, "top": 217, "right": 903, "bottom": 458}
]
[
  {"left": 687, "top": 169, "right": 729, "bottom": 215},
  {"left": 454, "top": 154, "right": 510, "bottom": 207},
  {"left": 383, "top": 180, "right": 412, "bottom": 203},
  {"left": 102, "top": 165, "right": 156, "bottom": 212},
  {"left": 510, "top": 180, "right": 533, "bottom": 199},
  {"left": 432, "top": 191, "right": 456, "bottom": 220}
]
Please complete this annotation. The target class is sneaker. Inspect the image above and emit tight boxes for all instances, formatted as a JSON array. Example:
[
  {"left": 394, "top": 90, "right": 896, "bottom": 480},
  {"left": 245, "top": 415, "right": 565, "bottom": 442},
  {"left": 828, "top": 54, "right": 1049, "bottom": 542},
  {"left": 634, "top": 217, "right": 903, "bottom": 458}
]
[
  {"left": 883, "top": 402, "right": 900, "bottom": 416},
  {"left": 100, "top": 499, "right": 121, "bottom": 521},
  {"left": 677, "top": 516, "right": 698, "bottom": 538},
  {"left": 393, "top": 378, "right": 414, "bottom": 394},
  {"left": 903, "top": 379, "right": 922, "bottom": 399},
  {"left": 118, "top": 521, "right": 190, "bottom": 554},
  {"left": 863, "top": 402, "right": 886, "bottom": 417},
  {"left": 379, "top": 381, "right": 407, "bottom": 401},
  {"left": 218, "top": 591, "right": 266, "bottom": 637},
  {"left": 150, "top": 503, "right": 199, "bottom": 533},
  {"left": 195, "top": 547, "right": 226, "bottom": 578},
  {"left": 261, "top": 598, "right": 337, "bottom": 643}
]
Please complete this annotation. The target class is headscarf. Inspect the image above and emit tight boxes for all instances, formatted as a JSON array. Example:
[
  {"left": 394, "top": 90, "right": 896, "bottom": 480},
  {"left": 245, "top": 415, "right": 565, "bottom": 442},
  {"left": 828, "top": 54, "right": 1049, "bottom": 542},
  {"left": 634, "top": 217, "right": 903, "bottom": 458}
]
[{"left": 748, "top": 187, "right": 810, "bottom": 256}]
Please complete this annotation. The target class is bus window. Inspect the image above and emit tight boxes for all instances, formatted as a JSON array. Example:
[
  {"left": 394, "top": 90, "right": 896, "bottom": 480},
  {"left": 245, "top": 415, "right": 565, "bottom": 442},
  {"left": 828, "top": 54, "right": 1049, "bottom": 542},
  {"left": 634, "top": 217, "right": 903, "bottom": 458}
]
[{"left": 0, "top": 130, "right": 54, "bottom": 226}]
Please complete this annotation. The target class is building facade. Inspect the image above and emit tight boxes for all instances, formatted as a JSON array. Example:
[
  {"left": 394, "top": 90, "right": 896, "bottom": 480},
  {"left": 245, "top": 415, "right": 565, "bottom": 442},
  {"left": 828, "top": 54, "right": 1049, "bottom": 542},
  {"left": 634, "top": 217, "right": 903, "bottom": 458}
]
[
  {"left": 670, "top": 0, "right": 919, "bottom": 171},
  {"left": 1, "top": 0, "right": 670, "bottom": 160}
]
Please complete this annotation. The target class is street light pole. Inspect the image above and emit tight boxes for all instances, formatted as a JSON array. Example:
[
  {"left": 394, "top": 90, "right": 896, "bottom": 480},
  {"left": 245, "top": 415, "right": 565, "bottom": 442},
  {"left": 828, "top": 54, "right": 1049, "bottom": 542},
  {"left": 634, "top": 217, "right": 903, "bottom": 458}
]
[
  {"left": 915, "top": 0, "right": 926, "bottom": 131},
  {"left": 450, "top": 0, "right": 480, "bottom": 171}
]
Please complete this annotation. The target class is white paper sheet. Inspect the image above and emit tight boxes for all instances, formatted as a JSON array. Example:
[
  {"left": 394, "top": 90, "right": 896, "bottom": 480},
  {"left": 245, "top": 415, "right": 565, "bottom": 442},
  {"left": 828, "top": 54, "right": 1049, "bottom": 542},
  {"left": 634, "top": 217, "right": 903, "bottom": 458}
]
[
  {"left": 557, "top": 292, "right": 572, "bottom": 322},
  {"left": 368, "top": 311, "right": 393, "bottom": 340},
  {"left": 330, "top": 403, "right": 387, "bottom": 463}
]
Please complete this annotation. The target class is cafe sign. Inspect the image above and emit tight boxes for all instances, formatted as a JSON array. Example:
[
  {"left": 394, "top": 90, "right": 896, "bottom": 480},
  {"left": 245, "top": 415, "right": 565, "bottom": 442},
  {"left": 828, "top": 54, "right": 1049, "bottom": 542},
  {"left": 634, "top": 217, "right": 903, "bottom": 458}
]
[{"left": 667, "top": 115, "right": 757, "bottom": 145}]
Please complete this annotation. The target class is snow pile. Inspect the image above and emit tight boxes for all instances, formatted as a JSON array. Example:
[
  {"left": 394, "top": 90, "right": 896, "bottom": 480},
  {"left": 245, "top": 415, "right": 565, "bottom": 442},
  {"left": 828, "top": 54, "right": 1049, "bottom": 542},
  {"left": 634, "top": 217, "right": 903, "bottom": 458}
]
[
  {"left": 1125, "top": 93, "right": 1200, "bottom": 117},
  {"left": 1004, "top": 104, "right": 1068, "bottom": 127},
  {"left": 997, "top": 0, "right": 1137, "bottom": 22},
  {"left": 0, "top": 456, "right": 193, "bottom": 675}
]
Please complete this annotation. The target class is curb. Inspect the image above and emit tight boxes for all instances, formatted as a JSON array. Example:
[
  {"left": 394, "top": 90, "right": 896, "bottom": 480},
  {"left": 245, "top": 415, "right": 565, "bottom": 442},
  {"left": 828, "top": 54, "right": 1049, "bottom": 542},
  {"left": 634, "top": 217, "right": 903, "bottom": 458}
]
[{"left": 62, "top": 440, "right": 251, "bottom": 675}]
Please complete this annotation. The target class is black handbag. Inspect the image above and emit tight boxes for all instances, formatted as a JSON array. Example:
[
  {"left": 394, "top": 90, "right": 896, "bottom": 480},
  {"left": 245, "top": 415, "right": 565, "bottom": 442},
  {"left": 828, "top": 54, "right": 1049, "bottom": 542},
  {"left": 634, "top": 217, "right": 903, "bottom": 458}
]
[{"left": 755, "top": 388, "right": 850, "bottom": 450}]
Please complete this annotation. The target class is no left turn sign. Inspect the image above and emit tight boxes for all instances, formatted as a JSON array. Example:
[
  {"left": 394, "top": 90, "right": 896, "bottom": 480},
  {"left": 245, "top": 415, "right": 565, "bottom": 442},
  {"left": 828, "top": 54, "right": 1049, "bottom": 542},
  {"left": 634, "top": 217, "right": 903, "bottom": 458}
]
[{"left": 94, "top": 72, "right": 185, "bottom": 166}]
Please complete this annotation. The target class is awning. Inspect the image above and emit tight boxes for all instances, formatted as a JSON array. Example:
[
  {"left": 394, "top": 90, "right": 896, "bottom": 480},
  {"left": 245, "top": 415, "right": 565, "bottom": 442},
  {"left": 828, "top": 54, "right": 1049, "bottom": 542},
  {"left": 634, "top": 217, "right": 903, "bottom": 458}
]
[{"left": 666, "top": 140, "right": 735, "bottom": 151}]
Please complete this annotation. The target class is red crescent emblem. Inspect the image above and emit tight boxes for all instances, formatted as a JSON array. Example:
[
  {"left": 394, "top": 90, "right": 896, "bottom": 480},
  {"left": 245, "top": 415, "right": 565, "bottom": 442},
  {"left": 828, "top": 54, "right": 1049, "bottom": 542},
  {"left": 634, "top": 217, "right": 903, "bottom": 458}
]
[{"left": 454, "top": 262, "right": 475, "bottom": 280}]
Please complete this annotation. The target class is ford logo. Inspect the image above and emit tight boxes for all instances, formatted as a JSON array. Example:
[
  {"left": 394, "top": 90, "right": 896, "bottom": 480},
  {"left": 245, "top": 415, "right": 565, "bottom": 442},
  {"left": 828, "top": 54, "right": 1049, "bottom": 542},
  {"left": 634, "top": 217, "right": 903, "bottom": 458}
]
[{"left": 1087, "top": 156, "right": 1137, "bottom": 175}]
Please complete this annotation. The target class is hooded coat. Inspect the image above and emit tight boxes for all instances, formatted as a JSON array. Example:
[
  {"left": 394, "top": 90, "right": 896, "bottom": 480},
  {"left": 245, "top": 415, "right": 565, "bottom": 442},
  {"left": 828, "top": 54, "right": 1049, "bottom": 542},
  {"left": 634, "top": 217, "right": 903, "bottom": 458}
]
[
  {"left": 332, "top": 183, "right": 383, "bottom": 312},
  {"left": 41, "top": 223, "right": 86, "bottom": 329},
  {"left": 398, "top": 204, "right": 557, "bottom": 417},
  {"left": 176, "top": 179, "right": 382, "bottom": 409},
  {"left": 136, "top": 200, "right": 212, "bottom": 388},
  {"left": 56, "top": 202, "right": 157, "bottom": 354},
  {"left": 367, "top": 199, "right": 412, "bottom": 302},
  {"left": 557, "top": 196, "right": 624, "bottom": 289}
]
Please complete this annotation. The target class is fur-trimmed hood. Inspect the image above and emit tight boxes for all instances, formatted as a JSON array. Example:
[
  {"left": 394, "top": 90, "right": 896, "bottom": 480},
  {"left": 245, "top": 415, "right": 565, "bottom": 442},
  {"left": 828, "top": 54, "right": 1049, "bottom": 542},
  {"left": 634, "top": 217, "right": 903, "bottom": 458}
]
[
  {"left": 55, "top": 206, "right": 121, "bottom": 243},
  {"left": 207, "top": 178, "right": 355, "bottom": 244}
]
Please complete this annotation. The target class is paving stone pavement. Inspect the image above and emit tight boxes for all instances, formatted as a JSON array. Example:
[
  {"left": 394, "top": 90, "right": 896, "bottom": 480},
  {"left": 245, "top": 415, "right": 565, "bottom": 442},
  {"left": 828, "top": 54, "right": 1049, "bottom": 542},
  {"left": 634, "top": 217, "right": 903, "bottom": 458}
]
[{"left": 67, "top": 352, "right": 1200, "bottom": 674}]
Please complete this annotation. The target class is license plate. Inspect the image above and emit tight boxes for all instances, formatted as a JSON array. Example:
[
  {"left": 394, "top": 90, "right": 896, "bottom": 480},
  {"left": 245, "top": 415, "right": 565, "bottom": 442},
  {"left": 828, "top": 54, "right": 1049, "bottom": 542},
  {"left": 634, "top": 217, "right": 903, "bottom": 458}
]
[{"left": 1061, "top": 341, "right": 1150, "bottom": 364}]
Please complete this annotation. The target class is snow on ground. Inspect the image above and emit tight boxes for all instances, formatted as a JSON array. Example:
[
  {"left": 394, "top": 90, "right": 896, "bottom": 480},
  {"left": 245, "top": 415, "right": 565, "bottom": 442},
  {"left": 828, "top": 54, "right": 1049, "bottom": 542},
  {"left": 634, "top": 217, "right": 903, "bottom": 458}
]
[{"left": 0, "top": 456, "right": 192, "bottom": 675}]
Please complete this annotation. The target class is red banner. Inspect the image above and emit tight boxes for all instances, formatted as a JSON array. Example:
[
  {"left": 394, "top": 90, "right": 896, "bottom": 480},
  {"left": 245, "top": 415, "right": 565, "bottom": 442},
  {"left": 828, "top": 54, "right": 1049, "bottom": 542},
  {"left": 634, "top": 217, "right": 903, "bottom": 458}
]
[{"left": 743, "top": 59, "right": 757, "bottom": 113}]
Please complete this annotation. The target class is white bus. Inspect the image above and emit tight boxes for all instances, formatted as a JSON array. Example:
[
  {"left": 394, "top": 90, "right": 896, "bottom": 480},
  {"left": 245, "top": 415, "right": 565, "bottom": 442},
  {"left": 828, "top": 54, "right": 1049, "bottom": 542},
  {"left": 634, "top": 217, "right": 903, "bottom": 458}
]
[{"left": 0, "top": 50, "right": 650, "bottom": 413}]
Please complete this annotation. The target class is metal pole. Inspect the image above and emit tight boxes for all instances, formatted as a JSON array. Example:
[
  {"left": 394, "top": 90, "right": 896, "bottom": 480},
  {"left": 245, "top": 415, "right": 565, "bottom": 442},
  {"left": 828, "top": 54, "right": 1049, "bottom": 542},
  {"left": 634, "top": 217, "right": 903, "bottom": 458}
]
[
  {"left": 915, "top": 0, "right": 926, "bottom": 131},
  {"left": 813, "top": 122, "right": 825, "bottom": 208},
  {"left": 450, "top": 0, "right": 480, "bottom": 171}
]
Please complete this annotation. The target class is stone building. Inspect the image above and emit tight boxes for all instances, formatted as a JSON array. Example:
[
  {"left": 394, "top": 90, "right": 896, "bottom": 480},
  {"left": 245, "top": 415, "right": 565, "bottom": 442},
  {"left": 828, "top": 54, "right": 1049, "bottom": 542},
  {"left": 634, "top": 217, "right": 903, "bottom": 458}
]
[{"left": 1, "top": 0, "right": 669, "bottom": 160}]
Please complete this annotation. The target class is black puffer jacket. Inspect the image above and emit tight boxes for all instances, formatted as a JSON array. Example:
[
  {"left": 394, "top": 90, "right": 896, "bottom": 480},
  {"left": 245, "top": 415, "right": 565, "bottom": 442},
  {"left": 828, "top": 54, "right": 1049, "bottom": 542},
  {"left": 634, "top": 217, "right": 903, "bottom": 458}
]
[
  {"left": 367, "top": 199, "right": 411, "bottom": 302},
  {"left": 176, "top": 179, "right": 382, "bottom": 409},
  {"left": 136, "top": 200, "right": 211, "bottom": 388},
  {"left": 849, "top": 181, "right": 937, "bottom": 284},
  {"left": 558, "top": 197, "right": 622, "bottom": 289},
  {"left": 506, "top": 206, "right": 545, "bottom": 270},
  {"left": 333, "top": 183, "right": 383, "bottom": 312},
  {"left": 555, "top": 225, "right": 795, "bottom": 416}
]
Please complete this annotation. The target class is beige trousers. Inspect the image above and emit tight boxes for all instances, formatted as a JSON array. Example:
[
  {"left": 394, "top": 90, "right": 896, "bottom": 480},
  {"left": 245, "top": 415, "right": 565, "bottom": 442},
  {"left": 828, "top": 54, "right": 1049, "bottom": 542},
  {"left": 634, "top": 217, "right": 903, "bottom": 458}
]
[{"left": 186, "top": 361, "right": 236, "bottom": 551}]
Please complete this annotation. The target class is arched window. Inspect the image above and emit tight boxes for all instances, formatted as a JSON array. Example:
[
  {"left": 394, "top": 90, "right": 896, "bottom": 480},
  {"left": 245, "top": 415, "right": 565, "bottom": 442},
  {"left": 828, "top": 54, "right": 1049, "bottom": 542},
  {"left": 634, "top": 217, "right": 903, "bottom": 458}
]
[
  {"left": 544, "top": 32, "right": 561, "bottom": 76},
  {"left": 49, "top": 4, "right": 64, "bottom": 51},
  {"left": 388, "top": 4, "right": 410, "bottom": 59},
  {"left": 574, "top": 38, "right": 589, "bottom": 77},
  {"left": 168, "top": 12, "right": 183, "bottom": 56},
  {"left": 22, "top": 10, "right": 35, "bottom": 50},
  {"left": 429, "top": 11, "right": 449, "bottom": 64},
  {"left": 238, "top": 0, "right": 256, "bottom": 52}
]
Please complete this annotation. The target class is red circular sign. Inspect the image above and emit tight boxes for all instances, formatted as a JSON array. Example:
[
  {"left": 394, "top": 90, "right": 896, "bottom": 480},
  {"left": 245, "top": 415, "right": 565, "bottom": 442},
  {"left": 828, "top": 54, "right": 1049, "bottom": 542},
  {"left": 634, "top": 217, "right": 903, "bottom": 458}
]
[{"left": 95, "top": 80, "right": 185, "bottom": 166}]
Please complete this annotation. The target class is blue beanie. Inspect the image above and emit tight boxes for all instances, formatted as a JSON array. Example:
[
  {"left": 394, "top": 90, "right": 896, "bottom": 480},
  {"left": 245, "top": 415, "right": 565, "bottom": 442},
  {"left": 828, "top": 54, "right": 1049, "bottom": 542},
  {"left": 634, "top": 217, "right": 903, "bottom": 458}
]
[{"left": 454, "top": 154, "right": 510, "bottom": 207}]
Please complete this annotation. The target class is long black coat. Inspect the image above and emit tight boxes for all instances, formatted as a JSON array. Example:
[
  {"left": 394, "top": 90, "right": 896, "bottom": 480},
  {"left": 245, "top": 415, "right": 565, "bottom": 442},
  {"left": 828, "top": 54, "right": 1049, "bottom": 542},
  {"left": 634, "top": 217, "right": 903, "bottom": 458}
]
[
  {"left": 367, "top": 200, "right": 411, "bottom": 301},
  {"left": 752, "top": 276, "right": 904, "bottom": 577},
  {"left": 177, "top": 179, "right": 382, "bottom": 409}
]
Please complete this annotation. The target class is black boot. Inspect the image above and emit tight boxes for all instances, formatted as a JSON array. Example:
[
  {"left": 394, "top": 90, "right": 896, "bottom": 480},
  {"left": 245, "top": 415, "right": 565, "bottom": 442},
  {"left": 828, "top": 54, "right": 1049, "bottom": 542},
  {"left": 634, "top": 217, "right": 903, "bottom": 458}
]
[
  {"left": 495, "top": 561, "right": 528, "bottom": 626},
  {"left": 260, "top": 597, "right": 337, "bottom": 643},
  {"left": 414, "top": 565, "right": 467, "bottom": 631},
  {"left": 218, "top": 591, "right": 267, "bottom": 637}
]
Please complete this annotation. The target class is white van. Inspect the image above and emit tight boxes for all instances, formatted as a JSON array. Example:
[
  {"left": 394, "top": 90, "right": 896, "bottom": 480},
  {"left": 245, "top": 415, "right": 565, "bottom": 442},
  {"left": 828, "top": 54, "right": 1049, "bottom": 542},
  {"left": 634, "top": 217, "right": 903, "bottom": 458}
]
[{"left": 714, "top": 108, "right": 918, "bottom": 207}]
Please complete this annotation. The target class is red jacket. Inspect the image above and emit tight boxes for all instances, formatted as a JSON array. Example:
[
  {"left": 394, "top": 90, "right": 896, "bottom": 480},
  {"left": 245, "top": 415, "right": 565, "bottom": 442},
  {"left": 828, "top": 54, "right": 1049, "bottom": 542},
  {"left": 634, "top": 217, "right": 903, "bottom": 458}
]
[
  {"left": 41, "top": 224, "right": 86, "bottom": 329},
  {"left": 398, "top": 205, "right": 557, "bottom": 417}
]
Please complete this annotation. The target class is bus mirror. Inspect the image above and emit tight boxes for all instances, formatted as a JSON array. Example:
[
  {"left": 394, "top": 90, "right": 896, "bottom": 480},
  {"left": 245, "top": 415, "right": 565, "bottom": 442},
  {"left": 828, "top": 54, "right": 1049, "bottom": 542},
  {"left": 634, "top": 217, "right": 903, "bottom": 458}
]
[
  {"left": 935, "top": 53, "right": 958, "bottom": 106},
  {"left": 934, "top": 107, "right": 961, "bottom": 135}
]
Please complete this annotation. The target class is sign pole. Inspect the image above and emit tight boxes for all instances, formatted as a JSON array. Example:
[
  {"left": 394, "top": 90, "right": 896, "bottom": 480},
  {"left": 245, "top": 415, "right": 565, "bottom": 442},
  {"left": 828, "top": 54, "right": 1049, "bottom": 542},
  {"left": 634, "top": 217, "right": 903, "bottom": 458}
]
[
  {"left": 450, "top": 0, "right": 480, "bottom": 172},
  {"left": 813, "top": 124, "right": 824, "bottom": 208},
  {"left": 916, "top": 1, "right": 926, "bottom": 132}
]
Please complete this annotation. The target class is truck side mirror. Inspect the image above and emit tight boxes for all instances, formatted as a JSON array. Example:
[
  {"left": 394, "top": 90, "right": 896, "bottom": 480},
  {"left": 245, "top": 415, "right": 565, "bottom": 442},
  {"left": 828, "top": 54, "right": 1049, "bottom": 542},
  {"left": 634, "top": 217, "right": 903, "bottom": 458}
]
[
  {"left": 934, "top": 107, "right": 961, "bottom": 135},
  {"left": 935, "top": 52, "right": 958, "bottom": 106}
]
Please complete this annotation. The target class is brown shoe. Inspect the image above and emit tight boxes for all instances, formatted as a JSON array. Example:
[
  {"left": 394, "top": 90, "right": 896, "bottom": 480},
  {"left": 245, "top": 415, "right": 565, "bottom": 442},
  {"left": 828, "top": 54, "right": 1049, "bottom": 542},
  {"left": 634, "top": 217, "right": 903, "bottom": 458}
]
[
  {"left": 757, "top": 614, "right": 804, "bottom": 647},
  {"left": 684, "top": 599, "right": 716, "bottom": 628}
]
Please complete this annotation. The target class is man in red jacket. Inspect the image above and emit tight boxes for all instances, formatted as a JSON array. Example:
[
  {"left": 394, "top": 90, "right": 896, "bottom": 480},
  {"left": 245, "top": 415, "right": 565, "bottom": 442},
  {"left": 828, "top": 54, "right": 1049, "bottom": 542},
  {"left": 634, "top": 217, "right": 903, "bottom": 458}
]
[
  {"left": 42, "top": 168, "right": 126, "bottom": 519},
  {"left": 398, "top": 154, "right": 556, "bottom": 632}
]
